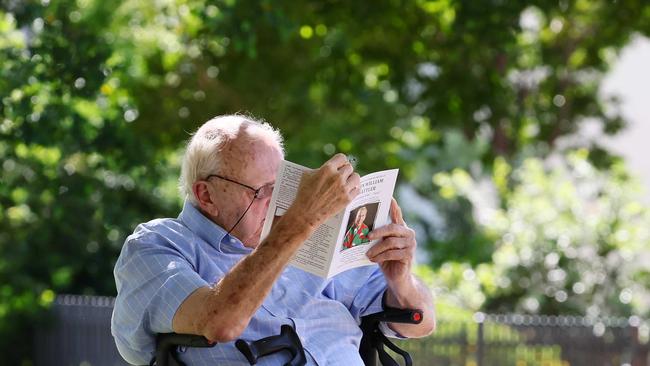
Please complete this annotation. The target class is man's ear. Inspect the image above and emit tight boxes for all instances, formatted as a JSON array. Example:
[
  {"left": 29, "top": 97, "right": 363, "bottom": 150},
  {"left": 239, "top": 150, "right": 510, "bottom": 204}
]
[{"left": 192, "top": 181, "right": 219, "bottom": 217}]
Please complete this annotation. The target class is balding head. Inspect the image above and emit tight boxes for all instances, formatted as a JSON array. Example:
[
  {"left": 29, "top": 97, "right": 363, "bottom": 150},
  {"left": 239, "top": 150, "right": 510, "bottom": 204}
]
[{"left": 180, "top": 115, "right": 284, "bottom": 205}]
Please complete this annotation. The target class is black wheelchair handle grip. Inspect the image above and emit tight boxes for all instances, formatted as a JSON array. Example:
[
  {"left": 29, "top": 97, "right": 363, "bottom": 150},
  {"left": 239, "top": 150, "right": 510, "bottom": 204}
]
[
  {"left": 363, "top": 308, "right": 423, "bottom": 325},
  {"left": 156, "top": 333, "right": 214, "bottom": 349},
  {"left": 152, "top": 333, "right": 214, "bottom": 366},
  {"left": 235, "top": 324, "right": 306, "bottom": 366}
]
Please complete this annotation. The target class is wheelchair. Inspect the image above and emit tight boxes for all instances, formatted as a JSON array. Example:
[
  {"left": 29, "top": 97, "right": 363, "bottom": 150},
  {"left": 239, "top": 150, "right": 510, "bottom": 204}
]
[{"left": 150, "top": 307, "right": 423, "bottom": 366}]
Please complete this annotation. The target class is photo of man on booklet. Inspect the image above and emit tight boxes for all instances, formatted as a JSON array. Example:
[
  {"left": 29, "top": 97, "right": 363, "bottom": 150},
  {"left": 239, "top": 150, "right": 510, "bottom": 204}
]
[{"left": 341, "top": 203, "right": 379, "bottom": 251}]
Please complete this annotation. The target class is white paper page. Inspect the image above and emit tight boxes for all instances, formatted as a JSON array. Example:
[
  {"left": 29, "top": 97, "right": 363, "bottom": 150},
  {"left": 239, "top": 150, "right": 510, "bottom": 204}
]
[
  {"left": 261, "top": 160, "right": 345, "bottom": 278},
  {"left": 327, "top": 169, "right": 399, "bottom": 278}
]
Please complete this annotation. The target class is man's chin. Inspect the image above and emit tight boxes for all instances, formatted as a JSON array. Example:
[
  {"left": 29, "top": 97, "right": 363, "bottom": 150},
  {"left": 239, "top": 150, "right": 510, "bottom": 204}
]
[{"left": 242, "top": 228, "right": 263, "bottom": 249}]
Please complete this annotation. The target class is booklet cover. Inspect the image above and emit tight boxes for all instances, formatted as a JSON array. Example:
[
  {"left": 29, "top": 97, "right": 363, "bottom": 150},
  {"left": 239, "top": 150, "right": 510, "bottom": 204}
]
[{"left": 260, "top": 160, "right": 399, "bottom": 279}]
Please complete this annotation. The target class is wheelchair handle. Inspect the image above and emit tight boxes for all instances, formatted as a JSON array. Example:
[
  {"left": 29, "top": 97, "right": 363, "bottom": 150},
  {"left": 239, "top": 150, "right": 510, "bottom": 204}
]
[
  {"left": 235, "top": 324, "right": 307, "bottom": 366},
  {"left": 152, "top": 333, "right": 214, "bottom": 366},
  {"left": 361, "top": 307, "right": 423, "bottom": 327},
  {"left": 359, "top": 308, "right": 422, "bottom": 366}
]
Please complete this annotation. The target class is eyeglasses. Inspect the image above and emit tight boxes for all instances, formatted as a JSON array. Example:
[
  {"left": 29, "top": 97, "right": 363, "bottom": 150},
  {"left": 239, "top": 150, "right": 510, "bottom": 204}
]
[
  {"left": 205, "top": 174, "right": 274, "bottom": 200},
  {"left": 204, "top": 174, "right": 275, "bottom": 236}
]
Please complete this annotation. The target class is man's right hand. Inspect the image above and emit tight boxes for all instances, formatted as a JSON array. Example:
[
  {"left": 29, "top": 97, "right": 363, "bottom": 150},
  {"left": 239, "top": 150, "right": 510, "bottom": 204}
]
[{"left": 287, "top": 153, "right": 360, "bottom": 229}]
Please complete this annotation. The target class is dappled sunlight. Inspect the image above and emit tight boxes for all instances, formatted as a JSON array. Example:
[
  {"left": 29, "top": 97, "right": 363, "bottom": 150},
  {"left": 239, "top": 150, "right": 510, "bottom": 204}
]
[{"left": 2, "top": 0, "right": 650, "bottom": 364}]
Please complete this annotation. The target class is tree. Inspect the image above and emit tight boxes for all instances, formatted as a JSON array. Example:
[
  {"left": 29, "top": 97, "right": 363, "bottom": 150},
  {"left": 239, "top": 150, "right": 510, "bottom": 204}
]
[
  {"left": 99, "top": 0, "right": 650, "bottom": 265},
  {"left": 431, "top": 150, "right": 650, "bottom": 317},
  {"left": 2, "top": 0, "right": 650, "bottom": 363},
  {"left": 0, "top": 3, "right": 179, "bottom": 361}
]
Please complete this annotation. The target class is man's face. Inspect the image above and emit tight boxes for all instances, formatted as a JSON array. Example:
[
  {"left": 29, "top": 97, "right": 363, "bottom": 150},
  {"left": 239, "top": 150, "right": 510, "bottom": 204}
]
[
  {"left": 211, "top": 137, "right": 283, "bottom": 248},
  {"left": 356, "top": 209, "right": 366, "bottom": 225}
]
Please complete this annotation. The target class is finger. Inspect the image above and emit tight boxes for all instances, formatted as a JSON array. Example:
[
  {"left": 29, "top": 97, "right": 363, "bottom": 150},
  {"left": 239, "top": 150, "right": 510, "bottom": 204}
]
[
  {"left": 346, "top": 172, "right": 360, "bottom": 191},
  {"left": 337, "top": 160, "right": 351, "bottom": 171},
  {"left": 347, "top": 175, "right": 360, "bottom": 198},
  {"left": 368, "top": 248, "right": 411, "bottom": 263},
  {"left": 366, "top": 237, "right": 404, "bottom": 258},
  {"left": 326, "top": 153, "right": 349, "bottom": 169},
  {"left": 390, "top": 198, "right": 406, "bottom": 226},
  {"left": 368, "top": 223, "right": 411, "bottom": 240},
  {"left": 338, "top": 163, "right": 353, "bottom": 179}
]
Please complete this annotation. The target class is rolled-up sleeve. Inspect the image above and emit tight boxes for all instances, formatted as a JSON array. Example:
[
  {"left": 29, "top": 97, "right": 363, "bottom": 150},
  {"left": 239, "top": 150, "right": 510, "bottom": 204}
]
[{"left": 111, "top": 233, "right": 207, "bottom": 365}]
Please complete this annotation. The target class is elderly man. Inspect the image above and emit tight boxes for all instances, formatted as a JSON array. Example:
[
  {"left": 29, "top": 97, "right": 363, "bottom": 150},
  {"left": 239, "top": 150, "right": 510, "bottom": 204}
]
[{"left": 111, "top": 115, "right": 435, "bottom": 365}]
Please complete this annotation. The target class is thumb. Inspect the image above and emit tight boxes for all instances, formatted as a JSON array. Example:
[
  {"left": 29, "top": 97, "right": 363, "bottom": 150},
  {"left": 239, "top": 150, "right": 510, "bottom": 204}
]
[{"left": 389, "top": 197, "right": 406, "bottom": 225}]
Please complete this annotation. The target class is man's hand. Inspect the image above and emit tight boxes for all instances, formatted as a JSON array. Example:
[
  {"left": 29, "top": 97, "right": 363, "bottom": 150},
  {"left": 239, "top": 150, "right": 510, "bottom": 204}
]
[
  {"left": 366, "top": 198, "right": 436, "bottom": 338},
  {"left": 366, "top": 198, "right": 416, "bottom": 286},
  {"left": 287, "top": 153, "right": 360, "bottom": 229}
]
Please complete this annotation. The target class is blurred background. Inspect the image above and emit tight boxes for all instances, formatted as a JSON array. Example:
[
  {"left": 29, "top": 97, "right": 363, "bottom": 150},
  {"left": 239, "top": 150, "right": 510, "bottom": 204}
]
[{"left": 2, "top": 0, "right": 650, "bottom": 364}]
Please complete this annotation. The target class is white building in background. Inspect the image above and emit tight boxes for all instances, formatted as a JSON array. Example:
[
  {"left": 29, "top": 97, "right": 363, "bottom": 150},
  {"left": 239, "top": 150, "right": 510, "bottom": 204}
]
[{"left": 600, "top": 35, "right": 650, "bottom": 203}]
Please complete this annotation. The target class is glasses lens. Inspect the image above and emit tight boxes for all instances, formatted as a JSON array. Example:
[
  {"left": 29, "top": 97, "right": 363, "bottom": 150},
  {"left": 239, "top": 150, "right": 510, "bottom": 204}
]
[{"left": 258, "top": 184, "right": 274, "bottom": 199}]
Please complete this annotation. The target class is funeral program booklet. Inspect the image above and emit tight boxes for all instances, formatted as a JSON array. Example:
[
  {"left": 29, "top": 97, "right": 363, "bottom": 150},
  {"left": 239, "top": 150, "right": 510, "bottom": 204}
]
[{"left": 260, "top": 160, "right": 399, "bottom": 279}]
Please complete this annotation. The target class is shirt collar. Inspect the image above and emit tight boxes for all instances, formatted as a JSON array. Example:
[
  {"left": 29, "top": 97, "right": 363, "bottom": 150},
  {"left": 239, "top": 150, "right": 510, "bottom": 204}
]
[{"left": 178, "top": 200, "right": 251, "bottom": 254}]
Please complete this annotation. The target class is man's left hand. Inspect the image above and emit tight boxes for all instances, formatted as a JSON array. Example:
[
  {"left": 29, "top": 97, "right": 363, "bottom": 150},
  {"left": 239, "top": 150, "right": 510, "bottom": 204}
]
[
  {"left": 365, "top": 198, "right": 436, "bottom": 338},
  {"left": 366, "top": 198, "right": 415, "bottom": 286}
]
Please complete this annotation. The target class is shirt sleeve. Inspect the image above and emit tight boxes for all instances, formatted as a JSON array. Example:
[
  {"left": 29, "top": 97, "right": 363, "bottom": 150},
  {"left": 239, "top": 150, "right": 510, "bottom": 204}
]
[
  {"left": 323, "top": 267, "right": 383, "bottom": 319},
  {"left": 325, "top": 266, "right": 407, "bottom": 339},
  {"left": 111, "top": 233, "right": 208, "bottom": 365}
]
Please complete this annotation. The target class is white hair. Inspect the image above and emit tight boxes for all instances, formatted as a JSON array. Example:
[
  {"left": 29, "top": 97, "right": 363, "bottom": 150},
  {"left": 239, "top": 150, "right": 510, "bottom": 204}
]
[{"left": 179, "top": 114, "right": 284, "bottom": 206}]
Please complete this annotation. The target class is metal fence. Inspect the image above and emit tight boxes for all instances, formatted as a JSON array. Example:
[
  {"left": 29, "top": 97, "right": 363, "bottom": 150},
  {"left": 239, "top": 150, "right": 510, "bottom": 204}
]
[
  {"left": 396, "top": 313, "right": 650, "bottom": 366},
  {"left": 34, "top": 295, "right": 127, "bottom": 366},
  {"left": 34, "top": 295, "right": 650, "bottom": 366}
]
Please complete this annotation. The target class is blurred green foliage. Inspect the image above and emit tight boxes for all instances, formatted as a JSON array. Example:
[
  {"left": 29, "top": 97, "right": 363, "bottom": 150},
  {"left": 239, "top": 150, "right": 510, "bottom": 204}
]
[
  {"left": 429, "top": 151, "right": 650, "bottom": 317},
  {"left": 2, "top": 0, "right": 650, "bottom": 363}
]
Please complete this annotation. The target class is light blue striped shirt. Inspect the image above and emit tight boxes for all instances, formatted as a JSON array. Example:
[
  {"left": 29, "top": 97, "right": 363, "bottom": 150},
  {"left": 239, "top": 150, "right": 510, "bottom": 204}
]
[{"left": 111, "top": 200, "right": 392, "bottom": 365}]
